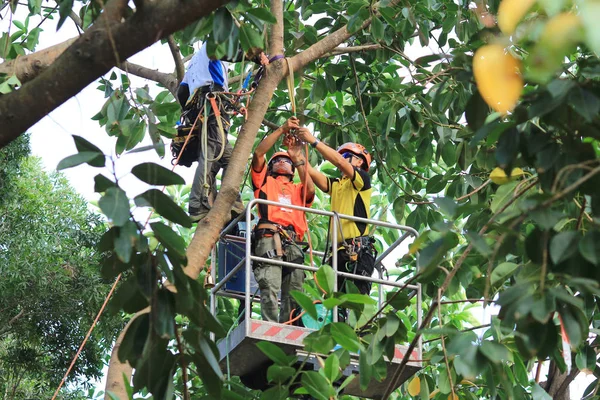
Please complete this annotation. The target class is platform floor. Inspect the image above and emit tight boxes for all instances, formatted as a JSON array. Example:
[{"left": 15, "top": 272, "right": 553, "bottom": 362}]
[{"left": 217, "top": 319, "right": 421, "bottom": 399}]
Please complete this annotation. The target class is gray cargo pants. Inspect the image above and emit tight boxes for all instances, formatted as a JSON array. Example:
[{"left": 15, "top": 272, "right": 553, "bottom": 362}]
[{"left": 253, "top": 235, "right": 305, "bottom": 323}]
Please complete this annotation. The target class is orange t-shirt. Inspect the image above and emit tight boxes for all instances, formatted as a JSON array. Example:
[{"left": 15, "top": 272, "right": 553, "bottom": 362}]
[{"left": 251, "top": 162, "right": 313, "bottom": 239}]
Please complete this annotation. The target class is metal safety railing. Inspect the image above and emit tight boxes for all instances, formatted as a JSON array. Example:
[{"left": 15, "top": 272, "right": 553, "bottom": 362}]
[{"left": 208, "top": 198, "right": 422, "bottom": 360}]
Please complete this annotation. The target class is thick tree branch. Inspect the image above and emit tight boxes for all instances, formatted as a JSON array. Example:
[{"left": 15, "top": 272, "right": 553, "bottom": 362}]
[
  {"left": 119, "top": 61, "right": 178, "bottom": 95},
  {"left": 167, "top": 35, "right": 185, "bottom": 83},
  {"left": 0, "top": 0, "right": 230, "bottom": 149},
  {"left": 326, "top": 43, "right": 382, "bottom": 56},
  {"left": 69, "top": 10, "right": 83, "bottom": 30},
  {"left": 104, "top": 309, "right": 148, "bottom": 399},
  {"left": 268, "top": 0, "right": 284, "bottom": 56},
  {"left": 0, "top": 38, "right": 76, "bottom": 83}
]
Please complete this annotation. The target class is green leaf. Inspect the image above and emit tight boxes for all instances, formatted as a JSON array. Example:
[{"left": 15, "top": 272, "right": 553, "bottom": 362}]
[
  {"left": 135, "top": 189, "right": 191, "bottom": 228},
  {"left": 465, "top": 90, "right": 488, "bottom": 132},
  {"left": 330, "top": 323, "right": 360, "bottom": 353},
  {"left": 550, "top": 231, "right": 579, "bottom": 265},
  {"left": 131, "top": 162, "right": 185, "bottom": 186},
  {"left": 154, "top": 289, "right": 176, "bottom": 339},
  {"left": 384, "top": 314, "right": 400, "bottom": 337},
  {"left": 256, "top": 341, "right": 295, "bottom": 366},
  {"left": 416, "top": 140, "right": 433, "bottom": 167},
  {"left": 316, "top": 264, "right": 335, "bottom": 295},
  {"left": 246, "top": 8, "right": 277, "bottom": 24},
  {"left": 480, "top": 341, "right": 513, "bottom": 364},
  {"left": 98, "top": 187, "right": 130, "bottom": 226},
  {"left": 311, "top": 76, "right": 327, "bottom": 103},
  {"left": 426, "top": 175, "right": 446, "bottom": 194},
  {"left": 267, "top": 365, "right": 295, "bottom": 384},
  {"left": 290, "top": 290, "right": 318, "bottom": 320},
  {"left": 73, "top": 135, "right": 105, "bottom": 167},
  {"left": 575, "top": 345, "right": 596, "bottom": 372},
  {"left": 107, "top": 96, "right": 129, "bottom": 123},
  {"left": 569, "top": 88, "right": 600, "bottom": 123},
  {"left": 301, "top": 371, "right": 334, "bottom": 400},
  {"left": 392, "top": 197, "right": 406, "bottom": 222},
  {"left": 579, "top": 231, "right": 600, "bottom": 265},
  {"left": 57, "top": 0, "right": 74, "bottom": 30},
  {"left": 198, "top": 335, "right": 224, "bottom": 380},
  {"left": 532, "top": 384, "right": 553, "bottom": 400},
  {"left": 303, "top": 330, "right": 335, "bottom": 354},
  {"left": 495, "top": 127, "right": 520, "bottom": 169},
  {"left": 239, "top": 25, "right": 263, "bottom": 54},
  {"left": 57, "top": 152, "right": 105, "bottom": 170},
  {"left": 386, "top": 291, "right": 411, "bottom": 311},
  {"left": 491, "top": 262, "right": 518, "bottom": 285},
  {"left": 465, "top": 231, "right": 492, "bottom": 256},
  {"left": 358, "top": 349, "right": 372, "bottom": 391},
  {"left": 338, "top": 293, "right": 376, "bottom": 306},
  {"left": 434, "top": 197, "right": 457, "bottom": 218},
  {"left": 324, "top": 354, "right": 341, "bottom": 382},
  {"left": 580, "top": 1, "right": 600, "bottom": 57},
  {"left": 366, "top": 336, "right": 384, "bottom": 365},
  {"left": 213, "top": 8, "right": 234, "bottom": 44},
  {"left": 370, "top": 17, "right": 385, "bottom": 41},
  {"left": 94, "top": 174, "right": 116, "bottom": 192},
  {"left": 348, "top": 7, "right": 368, "bottom": 34},
  {"left": 114, "top": 222, "right": 138, "bottom": 263},
  {"left": 150, "top": 222, "right": 187, "bottom": 257}
]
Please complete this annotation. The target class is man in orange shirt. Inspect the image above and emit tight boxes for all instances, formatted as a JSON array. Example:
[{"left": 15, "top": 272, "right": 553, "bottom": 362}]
[{"left": 251, "top": 117, "right": 315, "bottom": 323}]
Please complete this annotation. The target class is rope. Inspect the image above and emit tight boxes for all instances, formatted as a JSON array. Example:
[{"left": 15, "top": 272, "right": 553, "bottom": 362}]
[
  {"left": 285, "top": 58, "right": 296, "bottom": 116},
  {"left": 51, "top": 276, "right": 121, "bottom": 400}
]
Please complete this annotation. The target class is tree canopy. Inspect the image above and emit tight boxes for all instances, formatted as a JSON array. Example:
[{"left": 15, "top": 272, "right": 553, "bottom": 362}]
[
  {"left": 2, "top": 0, "right": 600, "bottom": 399},
  {"left": 0, "top": 136, "right": 123, "bottom": 399}
]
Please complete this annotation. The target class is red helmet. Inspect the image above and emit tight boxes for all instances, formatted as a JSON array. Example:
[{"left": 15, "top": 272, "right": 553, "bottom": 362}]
[
  {"left": 267, "top": 151, "right": 294, "bottom": 175},
  {"left": 337, "top": 142, "right": 371, "bottom": 171}
]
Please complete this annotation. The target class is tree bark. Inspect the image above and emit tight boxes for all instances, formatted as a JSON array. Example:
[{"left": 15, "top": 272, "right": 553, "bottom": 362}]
[
  {"left": 0, "top": 38, "right": 77, "bottom": 83},
  {"left": 0, "top": 0, "right": 229, "bottom": 149},
  {"left": 103, "top": 308, "right": 149, "bottom": 400},
  {"left": 541, "top": 360, "right": 578, "bottom": 400}
]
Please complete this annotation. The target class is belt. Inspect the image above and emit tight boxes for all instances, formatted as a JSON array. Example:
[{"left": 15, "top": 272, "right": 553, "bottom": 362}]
[
  {"left": 256, "top": 222, "right": 298, "bottom": 241},
  {"left": 198, "top": 84, "right": 224, "bottom": 93},
  {"left": 344, "top": 236, "right": 373, "bottom": 246}
]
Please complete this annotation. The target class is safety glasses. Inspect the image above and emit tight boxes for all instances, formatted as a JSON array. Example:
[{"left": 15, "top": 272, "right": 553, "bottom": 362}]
[
  {"left": 342, "top": 152, "right": 357, "bottom": 160},
  {"left": 272, "top": 157, "right": 293, "bottom": 165}
]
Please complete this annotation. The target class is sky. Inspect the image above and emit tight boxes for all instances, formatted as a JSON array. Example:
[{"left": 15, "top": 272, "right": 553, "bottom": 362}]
[{"left": 2, "top": 5, "right": 595, "bottom": 399}]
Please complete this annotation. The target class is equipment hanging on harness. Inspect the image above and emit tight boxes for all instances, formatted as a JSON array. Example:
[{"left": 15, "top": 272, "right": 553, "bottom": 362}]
[{"left": 170, "top": 87, "right": 233, "bottom": 167}]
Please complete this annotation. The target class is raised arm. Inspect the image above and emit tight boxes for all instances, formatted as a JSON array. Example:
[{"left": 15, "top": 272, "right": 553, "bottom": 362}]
[
  {"left": 285, "top": 135, "right": 315, "bottom": 202},
  {"left": 296, "top": 127, "right": 353, "bottom": 186},
  {"left": 252, "top": 117, "right": 300, "bottom": 172}
]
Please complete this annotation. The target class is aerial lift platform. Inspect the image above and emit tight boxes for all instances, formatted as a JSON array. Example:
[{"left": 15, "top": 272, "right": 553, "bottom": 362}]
[{"left": 209, "top": 199, "right": 422, "bottom": 399}]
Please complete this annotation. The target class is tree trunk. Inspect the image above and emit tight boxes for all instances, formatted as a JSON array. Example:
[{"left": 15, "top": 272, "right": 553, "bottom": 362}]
[
  {"left": 103, "top": 309, "right": 149, "bottom": 400},
  {"left": 541, "top": 360, "right": 578, "bottom": 400}
]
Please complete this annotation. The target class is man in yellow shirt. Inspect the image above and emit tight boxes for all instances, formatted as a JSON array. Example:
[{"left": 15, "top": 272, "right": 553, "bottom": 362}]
[{"left": 296, "top": 128, "right": 375, "bottom": 298}]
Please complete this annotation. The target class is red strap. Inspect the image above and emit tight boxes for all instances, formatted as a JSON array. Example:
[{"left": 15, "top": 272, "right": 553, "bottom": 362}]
[{"left": 209, "top": 96, "right": 220, "bottom": 118}]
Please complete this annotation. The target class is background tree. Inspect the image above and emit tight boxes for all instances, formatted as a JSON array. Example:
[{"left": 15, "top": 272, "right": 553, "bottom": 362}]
[
  {"left": 2, "top": 0, "right": 600, "bottom": 399},
  {"left": 0, "top": 136, "right": 123, "bottom": 399}
]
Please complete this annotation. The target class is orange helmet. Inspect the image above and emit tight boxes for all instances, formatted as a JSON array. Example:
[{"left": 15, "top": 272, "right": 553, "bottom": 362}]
[
  {"left": 337, "top": 142, "right": 371, "bottom": 171},
  {"left": 267, "top": 151, "right": 294, "bottom": 175}
]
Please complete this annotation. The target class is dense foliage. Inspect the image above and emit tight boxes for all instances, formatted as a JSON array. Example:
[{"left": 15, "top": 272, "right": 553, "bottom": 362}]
[
  {"left": 0, "top": 137, "right": 122, "bottom": 399},
  {"left": 2, "top": 0, "right": 600, "bottom": 399}
]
